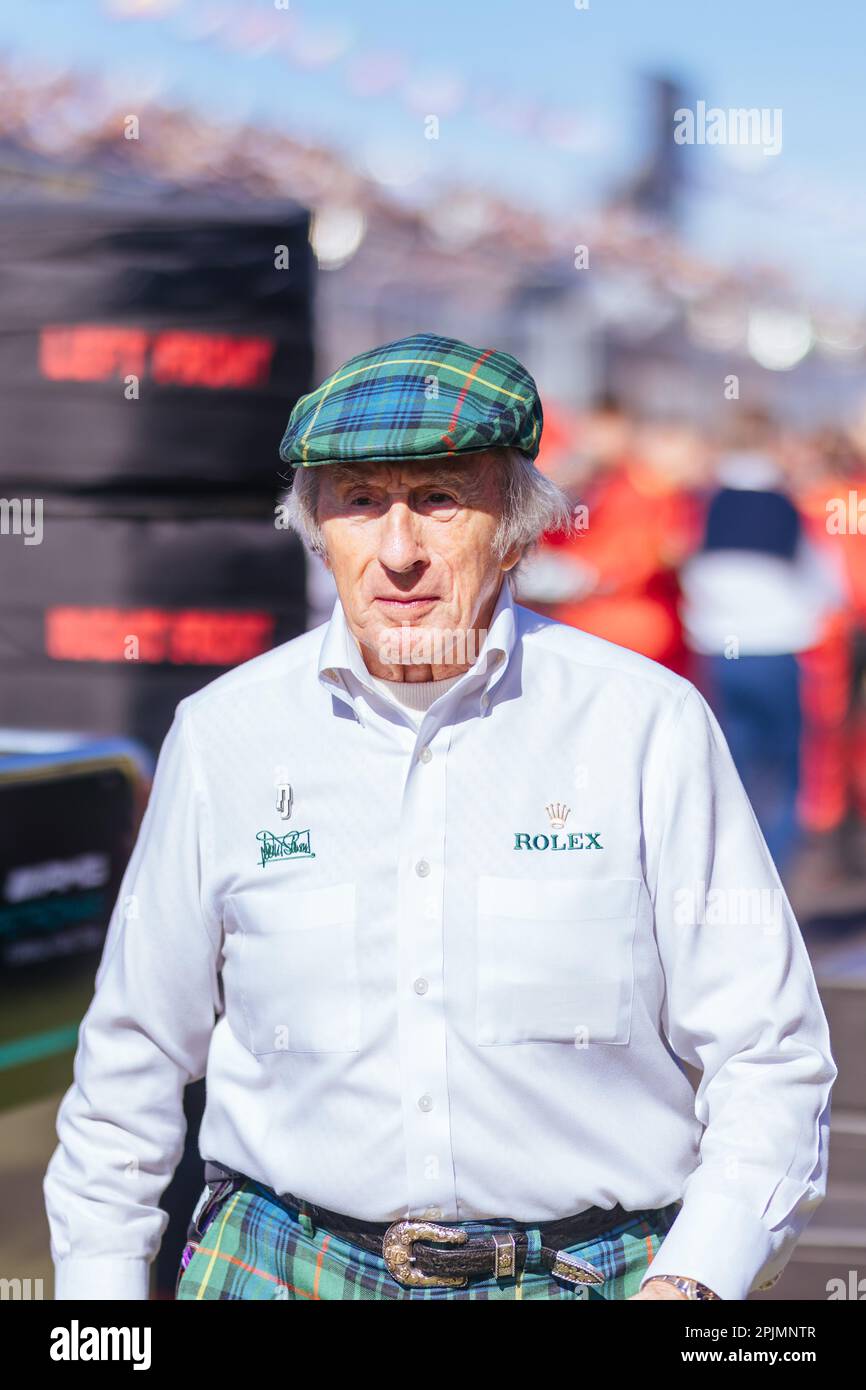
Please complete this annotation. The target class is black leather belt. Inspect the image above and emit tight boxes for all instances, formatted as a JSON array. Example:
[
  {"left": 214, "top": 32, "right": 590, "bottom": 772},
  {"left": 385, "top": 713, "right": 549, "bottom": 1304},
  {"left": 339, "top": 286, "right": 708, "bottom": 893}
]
[{"left": 203, "top": 1161, "right": 674, "bottom": 1290}]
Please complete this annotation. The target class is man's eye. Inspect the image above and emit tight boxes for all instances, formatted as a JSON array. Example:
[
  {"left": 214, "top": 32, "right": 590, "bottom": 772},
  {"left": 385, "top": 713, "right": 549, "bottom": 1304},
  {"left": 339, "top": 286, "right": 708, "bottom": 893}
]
[
  {"left": 425, "top": 492, "right": 458, "bottom": 505},
  {"left": 347, "top": 493, "right": 377, "bottom": 507}
]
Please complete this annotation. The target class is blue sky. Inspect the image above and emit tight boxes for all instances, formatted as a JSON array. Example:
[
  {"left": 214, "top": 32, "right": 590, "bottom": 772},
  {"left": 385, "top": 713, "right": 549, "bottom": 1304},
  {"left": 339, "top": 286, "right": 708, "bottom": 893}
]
[{"left": 3, "top": 0, "right": 865, "bottom": 303}]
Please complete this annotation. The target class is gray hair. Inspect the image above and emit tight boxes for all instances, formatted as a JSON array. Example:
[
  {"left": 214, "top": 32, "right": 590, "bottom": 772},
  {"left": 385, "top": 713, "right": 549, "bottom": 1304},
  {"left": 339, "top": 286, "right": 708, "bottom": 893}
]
[{"left": 278, "top": 447, "right": 574, "bottom": 593}]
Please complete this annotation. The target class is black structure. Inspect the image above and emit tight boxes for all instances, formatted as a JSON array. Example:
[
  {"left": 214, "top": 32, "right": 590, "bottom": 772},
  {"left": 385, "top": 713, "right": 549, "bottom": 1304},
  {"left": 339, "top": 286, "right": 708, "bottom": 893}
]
[{"left": 0, "top": 191, "right": 316, "bottom": 1295}]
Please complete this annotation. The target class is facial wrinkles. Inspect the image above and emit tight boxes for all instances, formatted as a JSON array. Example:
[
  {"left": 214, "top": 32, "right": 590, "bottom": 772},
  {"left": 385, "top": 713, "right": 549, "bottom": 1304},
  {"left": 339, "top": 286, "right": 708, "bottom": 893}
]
[{"left": 321, "top": 456, "right": 504, "bottom": 617}]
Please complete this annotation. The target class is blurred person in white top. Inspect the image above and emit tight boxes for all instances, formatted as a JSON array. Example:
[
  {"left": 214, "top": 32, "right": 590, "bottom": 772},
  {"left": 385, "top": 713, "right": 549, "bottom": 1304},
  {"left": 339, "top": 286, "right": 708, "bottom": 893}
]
[{"left": 681, "top": 409, "right": 845, "bottom": 870}]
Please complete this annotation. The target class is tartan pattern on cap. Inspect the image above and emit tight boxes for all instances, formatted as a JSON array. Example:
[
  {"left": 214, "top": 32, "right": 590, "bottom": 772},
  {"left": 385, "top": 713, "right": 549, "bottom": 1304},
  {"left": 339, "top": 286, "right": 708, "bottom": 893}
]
[
  {"left": 176, "top": 1178, "right": 682, "bottom": 1301},
  {"left": 278, "top": 332, "right": 543, "bottom": 469}
]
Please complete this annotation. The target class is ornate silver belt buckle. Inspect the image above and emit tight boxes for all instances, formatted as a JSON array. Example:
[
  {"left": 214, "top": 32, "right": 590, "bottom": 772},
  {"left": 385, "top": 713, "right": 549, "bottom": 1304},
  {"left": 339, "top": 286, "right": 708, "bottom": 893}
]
[
  {"left": 492, "top": 1230, "right": 517, "bottom": 1279},
  {"left": 382, "top": 1218, "right": 470, "bottom": 1288},
  {"left": 550, "top": 1250, "right": 606, "bottom": 1287}
]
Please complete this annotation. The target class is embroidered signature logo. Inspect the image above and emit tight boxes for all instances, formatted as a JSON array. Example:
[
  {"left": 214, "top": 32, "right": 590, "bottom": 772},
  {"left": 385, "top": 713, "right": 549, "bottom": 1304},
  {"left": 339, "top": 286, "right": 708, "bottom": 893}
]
[{"left": 256, "top": 829, "right": 316, "bottom": 867}]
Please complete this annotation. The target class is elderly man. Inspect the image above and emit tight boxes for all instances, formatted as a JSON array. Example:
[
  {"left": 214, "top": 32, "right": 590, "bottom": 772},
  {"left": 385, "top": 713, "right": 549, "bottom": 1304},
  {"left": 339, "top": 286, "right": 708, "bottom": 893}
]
[{"left": 45, "top": 332, "right": 836, "bottom": 1302}]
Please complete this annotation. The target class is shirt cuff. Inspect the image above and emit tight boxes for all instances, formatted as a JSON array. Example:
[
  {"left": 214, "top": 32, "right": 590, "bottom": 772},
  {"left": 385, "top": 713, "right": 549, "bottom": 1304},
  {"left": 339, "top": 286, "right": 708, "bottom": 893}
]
[
  {"left": 639, "top": 1191, "right": 778, "bottom": 1301},
  {"left": 53, "top": 1258, "right": 152, "bottom": 1300}
]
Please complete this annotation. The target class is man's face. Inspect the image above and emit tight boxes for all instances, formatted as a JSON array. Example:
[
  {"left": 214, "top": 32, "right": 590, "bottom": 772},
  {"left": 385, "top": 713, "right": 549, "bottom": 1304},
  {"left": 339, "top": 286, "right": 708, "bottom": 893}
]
[{"left": 316, "top": 450, "right": 520, "bottom": 678}]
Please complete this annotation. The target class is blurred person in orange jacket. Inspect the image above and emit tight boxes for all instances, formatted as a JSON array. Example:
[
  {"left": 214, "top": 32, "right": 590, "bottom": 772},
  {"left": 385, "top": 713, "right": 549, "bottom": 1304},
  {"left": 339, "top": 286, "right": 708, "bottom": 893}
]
[
  {"left": 795, "top": 425, "right": 866, "bottom": 862},
  {"left": 517, "top": 397, "right": 705, "bottom": 679}
]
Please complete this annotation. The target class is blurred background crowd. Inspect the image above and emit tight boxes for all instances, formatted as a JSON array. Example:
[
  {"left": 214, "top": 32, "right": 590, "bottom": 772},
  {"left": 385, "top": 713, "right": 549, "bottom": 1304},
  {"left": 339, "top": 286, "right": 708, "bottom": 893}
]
[
  {"left": 0, "top": 0, "right": 864, "bottom": 1301},
  {"left": 517, "top": 399, "right": 866, "bottom": 889}
]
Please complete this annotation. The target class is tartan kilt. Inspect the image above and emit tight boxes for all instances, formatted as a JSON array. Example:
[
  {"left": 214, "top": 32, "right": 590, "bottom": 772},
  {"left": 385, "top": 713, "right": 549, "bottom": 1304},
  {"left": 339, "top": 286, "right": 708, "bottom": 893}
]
[{"left": 175, "top": 1177, "right": 683, "bottom": 1301}]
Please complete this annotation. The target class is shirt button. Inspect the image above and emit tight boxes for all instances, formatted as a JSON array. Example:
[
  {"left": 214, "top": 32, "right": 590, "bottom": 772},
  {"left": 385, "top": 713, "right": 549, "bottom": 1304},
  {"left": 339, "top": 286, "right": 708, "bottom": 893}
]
[
  {"left": 418, "top": 746, "right": 432, "bottom": 763},
  {"left": 415, "top": 859, "right": 430, "bottom": 877},
  {"left": 480, "top": 693, "right": 490, "bottom": 709},
  {"left": 413, "top": 977, "right": 429, "bottom": 995},
  {"left": 417, "top": 1094, "right": 434, "bottom": 1112}
]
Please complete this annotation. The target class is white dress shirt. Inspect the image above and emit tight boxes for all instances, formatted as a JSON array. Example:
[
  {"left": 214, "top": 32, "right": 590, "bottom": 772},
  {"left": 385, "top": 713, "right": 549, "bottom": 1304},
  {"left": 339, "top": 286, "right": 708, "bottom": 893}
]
[{"left": 44, "top": 576, "right": 837, "bottom": 1301}]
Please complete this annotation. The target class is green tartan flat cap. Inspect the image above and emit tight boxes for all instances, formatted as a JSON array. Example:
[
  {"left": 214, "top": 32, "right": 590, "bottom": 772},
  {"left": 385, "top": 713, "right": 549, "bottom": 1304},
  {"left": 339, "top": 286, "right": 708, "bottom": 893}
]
[{"left": 279, "top": 331, "right": 543, "bottom": 468}]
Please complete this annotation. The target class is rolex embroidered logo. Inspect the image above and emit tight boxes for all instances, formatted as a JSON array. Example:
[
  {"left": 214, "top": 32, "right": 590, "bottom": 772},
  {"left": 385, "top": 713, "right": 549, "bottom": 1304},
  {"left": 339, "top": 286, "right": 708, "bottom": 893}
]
[{"left": 514, "top": 802, "right": 603, "bottom": 851}]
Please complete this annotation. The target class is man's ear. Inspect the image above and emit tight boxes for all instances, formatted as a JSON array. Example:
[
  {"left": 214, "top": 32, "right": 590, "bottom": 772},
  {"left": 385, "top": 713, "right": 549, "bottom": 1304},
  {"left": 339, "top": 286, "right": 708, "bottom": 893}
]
[{"left": 501, "top": 541, "right": 527, "bottom": 573}]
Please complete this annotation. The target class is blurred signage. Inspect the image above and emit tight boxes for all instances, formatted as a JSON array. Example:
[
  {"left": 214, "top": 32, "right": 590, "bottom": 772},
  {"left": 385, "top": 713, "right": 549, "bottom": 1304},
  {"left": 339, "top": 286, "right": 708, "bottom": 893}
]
[
  {"left": 45, "top": 606, "right": 276, "bottom": 665},
  {"left": 39, "top": 325, "right": 276, "bottom": 389}
]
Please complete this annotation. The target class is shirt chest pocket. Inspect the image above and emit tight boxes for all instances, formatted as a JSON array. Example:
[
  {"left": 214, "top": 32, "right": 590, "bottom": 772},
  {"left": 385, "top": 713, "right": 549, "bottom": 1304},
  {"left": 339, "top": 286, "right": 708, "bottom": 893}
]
[
  {"left": 235, "top": 882, "right": 360, "bottom": 1055},
  {"left": 475, "top": 876, "right": 640, "bottom": 1047}
]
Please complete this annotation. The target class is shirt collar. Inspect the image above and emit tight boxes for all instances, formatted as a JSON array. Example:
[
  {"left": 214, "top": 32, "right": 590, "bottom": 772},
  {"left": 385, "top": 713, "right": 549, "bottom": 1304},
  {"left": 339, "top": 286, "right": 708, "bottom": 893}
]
[{"left": 317, "top": 577, "right": 517, "bottom": 723}]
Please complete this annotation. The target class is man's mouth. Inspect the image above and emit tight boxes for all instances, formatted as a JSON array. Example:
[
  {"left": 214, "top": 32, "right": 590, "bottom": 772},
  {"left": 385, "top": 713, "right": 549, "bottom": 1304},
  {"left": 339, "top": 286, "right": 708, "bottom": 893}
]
[{"left": 374, "top": 596, "right": 439, "bottom": 610}]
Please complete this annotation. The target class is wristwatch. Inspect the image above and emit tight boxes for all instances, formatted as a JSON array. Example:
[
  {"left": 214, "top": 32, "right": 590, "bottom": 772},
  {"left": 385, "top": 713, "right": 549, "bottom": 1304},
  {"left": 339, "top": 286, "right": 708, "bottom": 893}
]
[
  {"left": 755, "top": 1271, "right": 783, "bottom": 1291},
  {"left": 644, "top": 1274, "right": 722, "bottom": 1300}
]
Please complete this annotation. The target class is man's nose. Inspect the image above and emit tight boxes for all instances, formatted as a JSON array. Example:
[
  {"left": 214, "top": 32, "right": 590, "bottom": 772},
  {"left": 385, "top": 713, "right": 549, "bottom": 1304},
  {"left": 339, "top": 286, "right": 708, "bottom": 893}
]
[{"left": 376, "top": 501, "right": 426, "bottom": 571}]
